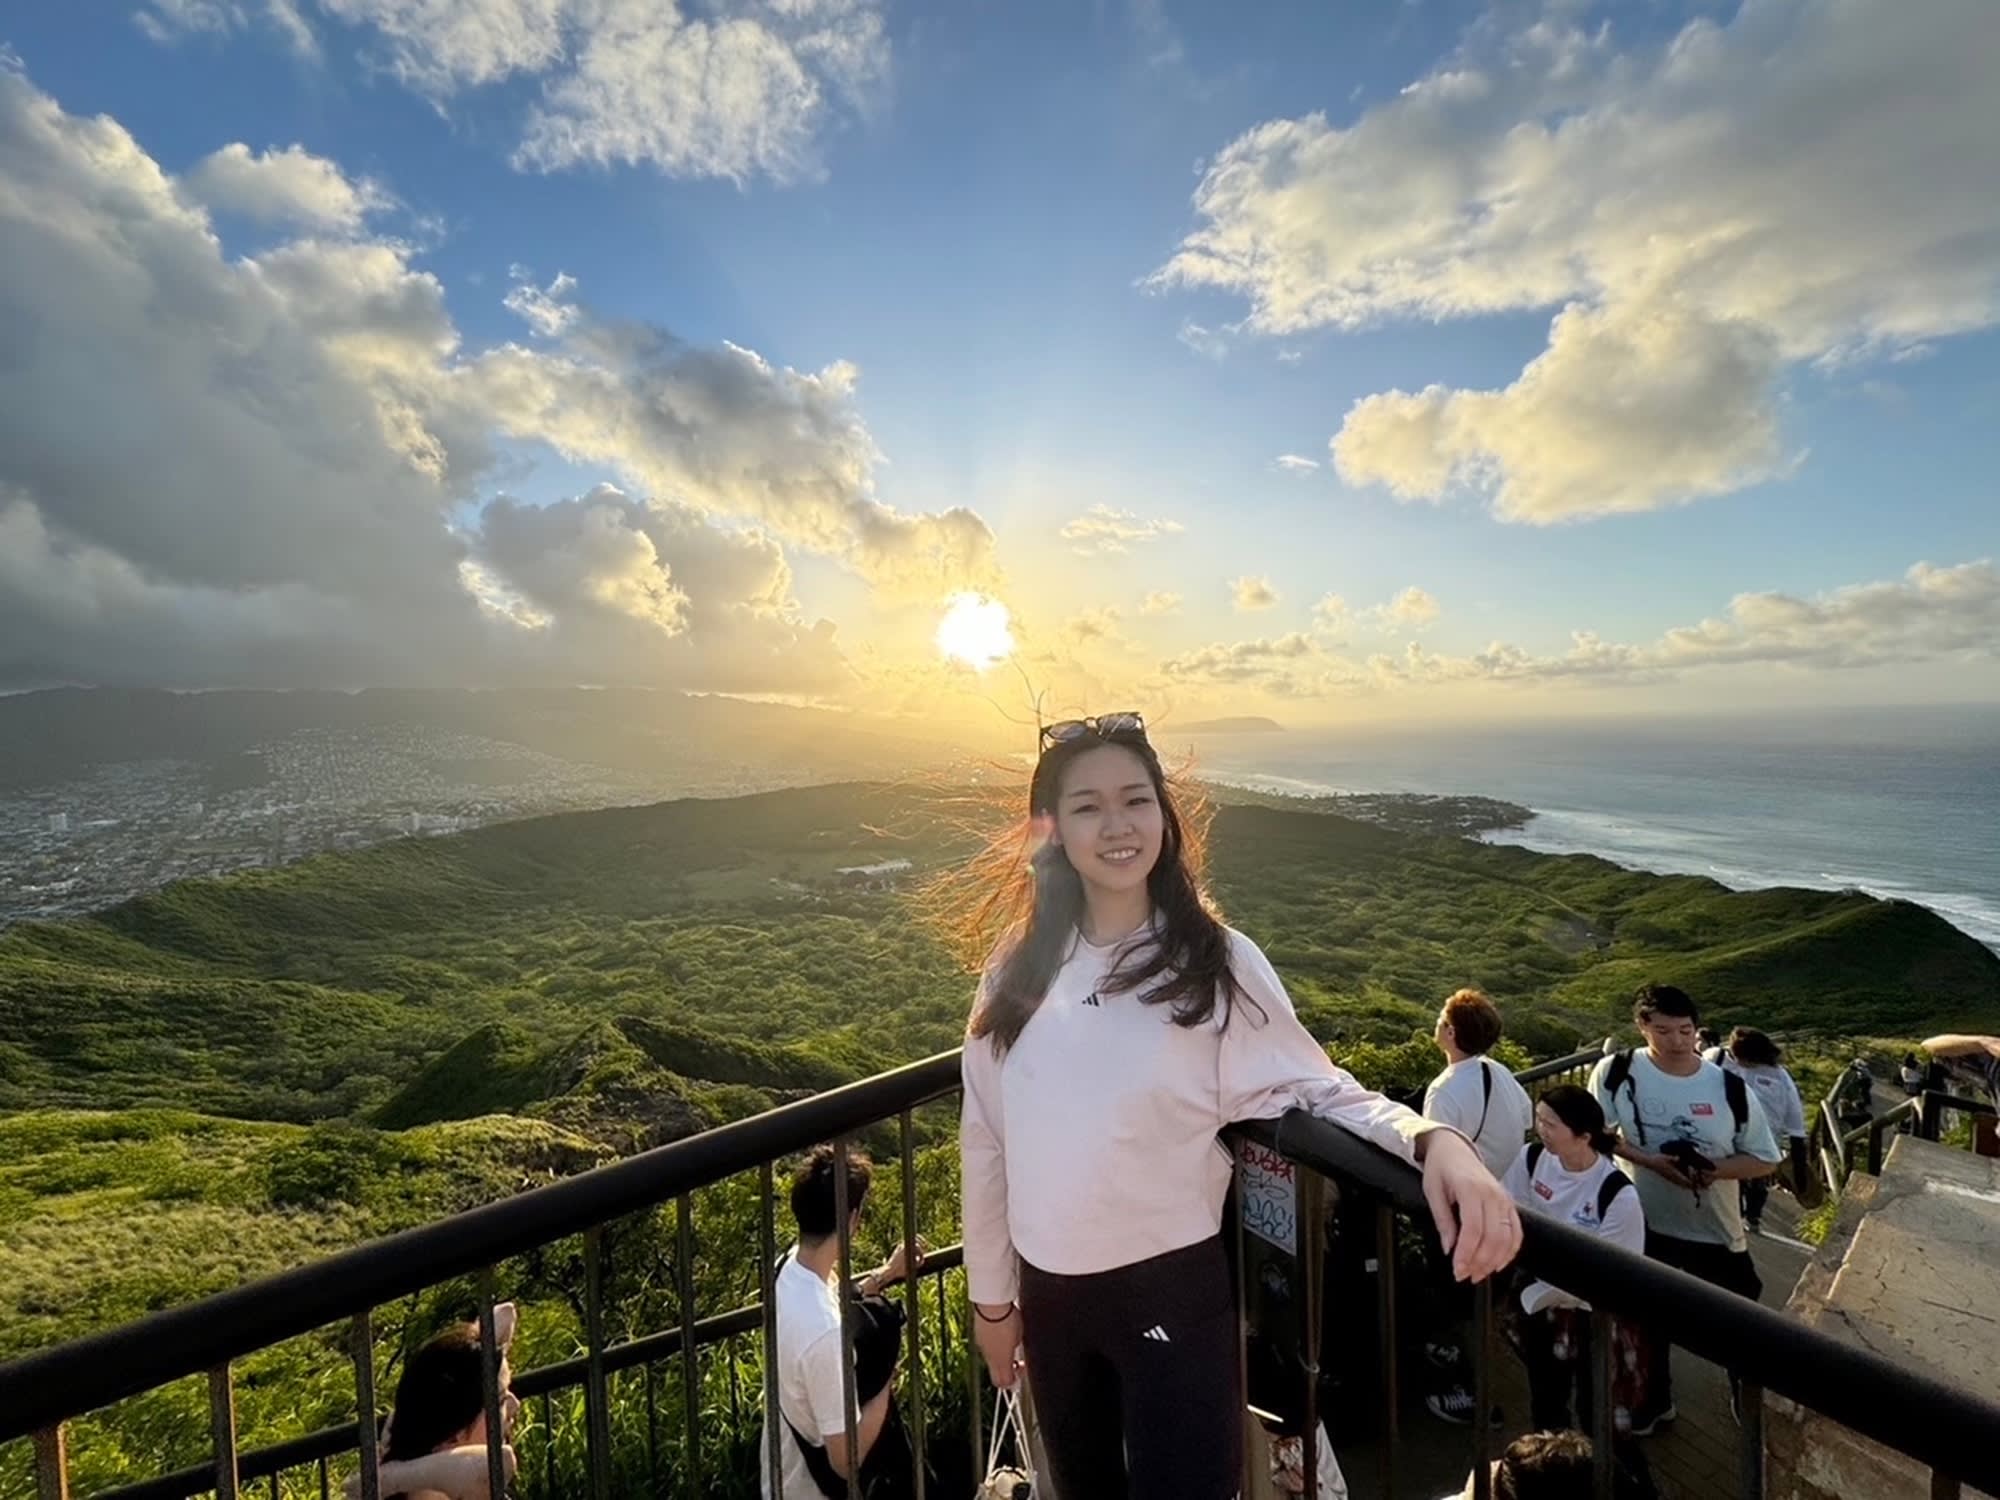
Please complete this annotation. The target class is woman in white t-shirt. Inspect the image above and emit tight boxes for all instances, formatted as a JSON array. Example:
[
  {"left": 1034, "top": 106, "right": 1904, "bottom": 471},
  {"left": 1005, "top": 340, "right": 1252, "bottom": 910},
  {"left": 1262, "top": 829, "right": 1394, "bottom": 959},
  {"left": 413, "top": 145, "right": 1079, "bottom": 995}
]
[
  {"left": 1706, "top": 1027, "right": 1807, "bottom": 1234},
  {"left": 953, "top": 712, "right": 1521, "bottom": 1499},
  {"left": 1502, "top": 1086, "right": 1647, "bottom": 1436}
]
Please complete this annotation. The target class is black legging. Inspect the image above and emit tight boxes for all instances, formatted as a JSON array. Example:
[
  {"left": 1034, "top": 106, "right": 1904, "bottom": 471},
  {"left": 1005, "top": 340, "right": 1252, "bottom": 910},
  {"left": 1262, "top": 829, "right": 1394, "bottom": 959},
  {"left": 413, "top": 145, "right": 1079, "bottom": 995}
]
[{"left": 1018, "top": 1237, "right": 1242, "bottom": 1500}]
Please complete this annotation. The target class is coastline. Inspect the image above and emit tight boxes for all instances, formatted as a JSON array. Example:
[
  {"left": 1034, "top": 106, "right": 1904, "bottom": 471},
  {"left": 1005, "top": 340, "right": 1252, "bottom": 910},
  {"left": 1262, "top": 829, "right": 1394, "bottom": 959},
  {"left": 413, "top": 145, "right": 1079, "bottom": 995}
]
[{"left": 1202, "top": 769, "right": 2000, "bottom": 955}]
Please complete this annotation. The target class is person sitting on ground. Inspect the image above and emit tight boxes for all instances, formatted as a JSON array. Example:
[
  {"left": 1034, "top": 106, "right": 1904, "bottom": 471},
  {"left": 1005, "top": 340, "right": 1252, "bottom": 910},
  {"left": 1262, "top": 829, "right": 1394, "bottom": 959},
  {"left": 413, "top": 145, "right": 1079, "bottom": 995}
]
[
  {"left": 1703, "top": 1028, "right": 1807, "bottom": 1235},
  {"left": 1420, "top": 987, "right": 1536, "bottom": 1424},
  {"left": 1440, "top": 1430, "right": 1653, "bottom": 1500},
  {"left": 1501, "top": 1087, "right": 1647, "bottom": 1438},
  {"left": 346, "top": 1305, "right": 520, "bottom": 1500},
  {"left": 763, "top": 1143, "right": 926, "bottom": 1499},
  {"left": 1589, "top": 983, "right": 1780, "bottom": 1437}
]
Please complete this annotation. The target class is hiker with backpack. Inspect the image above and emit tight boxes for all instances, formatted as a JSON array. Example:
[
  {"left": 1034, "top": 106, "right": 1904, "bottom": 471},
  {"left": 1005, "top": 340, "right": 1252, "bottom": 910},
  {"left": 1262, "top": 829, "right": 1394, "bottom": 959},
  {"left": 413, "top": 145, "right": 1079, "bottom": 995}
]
[
  {"left": 1702, "top": 1028, "right": 1808, "bottom": 1234},
  {"left": 1421, "top": 987, "right": 1536, "bottom": 1424},
  {"left": 763, "top": 1144, "right": 927, "bottom": 1500},
  {"left": 1501, "top": 1087, "right": 1647, "bottom": 1436},
  {"left": 1589, "top": 984, "right": 1781, "bottom": 1436}
]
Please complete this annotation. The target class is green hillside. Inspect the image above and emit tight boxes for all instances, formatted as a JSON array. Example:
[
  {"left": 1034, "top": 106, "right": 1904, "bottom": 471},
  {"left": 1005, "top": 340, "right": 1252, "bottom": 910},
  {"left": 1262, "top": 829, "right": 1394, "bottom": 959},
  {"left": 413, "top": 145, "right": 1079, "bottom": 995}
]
[
  {"left": 3, "top": 780, "right": 1995, "bottom": 1496},
  {"left": 5, "top": 783, "right": 1993, "bottom": 1125}
]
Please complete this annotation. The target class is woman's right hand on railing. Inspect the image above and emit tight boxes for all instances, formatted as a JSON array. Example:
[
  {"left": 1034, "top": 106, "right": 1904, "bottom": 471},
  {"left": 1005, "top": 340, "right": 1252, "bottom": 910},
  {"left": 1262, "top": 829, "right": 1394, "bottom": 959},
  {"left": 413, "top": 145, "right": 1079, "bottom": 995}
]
[{"left": 973, "top": 1303, "right": 1024, "bottom": 1390}]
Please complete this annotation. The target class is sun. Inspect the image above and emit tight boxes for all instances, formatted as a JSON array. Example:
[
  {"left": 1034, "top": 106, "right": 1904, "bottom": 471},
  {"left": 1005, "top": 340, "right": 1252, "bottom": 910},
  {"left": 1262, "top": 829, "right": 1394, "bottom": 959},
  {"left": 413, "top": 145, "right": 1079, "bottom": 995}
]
[{"left": 935, "top": 592, "right": 1015, "bottom": 670}]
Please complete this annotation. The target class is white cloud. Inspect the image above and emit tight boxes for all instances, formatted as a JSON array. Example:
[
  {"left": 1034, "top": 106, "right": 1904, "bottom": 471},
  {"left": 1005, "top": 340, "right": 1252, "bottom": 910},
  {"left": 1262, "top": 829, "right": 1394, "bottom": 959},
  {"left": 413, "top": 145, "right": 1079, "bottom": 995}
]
[
  {"left": 1272, "top": 453, "right": 1319, "bottom": 473},
  {"left": 1380, "top": 585, "right": 1440, "bottom": 629},
  {"left": 1231, "top": 575, "right": 1278, "bottom": 611},
  {"left": 1059, "top": 504, "right": 1184, "bottom": 557},
  {"left": 514, "top": 0, "right": 888, "bottom": 184},
  {"left": 1333, "top": 299, "right": 1789, "bottom": 522},
  {"left": 137, "top": 0, "right": 317, "bottom": 56},
  {"left": 0, "top": 63, "right": 970, "bottom": 691},
  {"left": 1175, "top": 319, "right": 1230, "bottom": 360},
  {"left": 158, "top": 0, "right": 887, "bottom": 185},
  {"left": 183, "top": 142, "right": 387, "bottom": 232},
  {"left": 1062, "top": 606, "right": 1123, "bottom": 645},
  {"left": 1161, "top": 559, "right": 2000, "bottom": 703},
  {"left": 1139, "top": 590, "right": 1182, "bottom": 616},
  {"left": 1155, "top": 2, "right": 2000, "bottom": 522},
  {"left": 1310, "top": 592, "right": 1347, "bottom": 633},
  {"left": 503, "top": 267, "right": 579, "bottom": 337},
  {"left": 1159, "top": 631, "right": 1354, "bottom": 698}
]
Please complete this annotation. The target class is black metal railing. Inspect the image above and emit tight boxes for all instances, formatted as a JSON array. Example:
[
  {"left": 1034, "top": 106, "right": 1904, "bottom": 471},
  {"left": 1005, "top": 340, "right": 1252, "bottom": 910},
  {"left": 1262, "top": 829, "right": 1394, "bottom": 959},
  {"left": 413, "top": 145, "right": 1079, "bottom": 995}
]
[
  {"left": 1814, "top": 1062, "right": 1995, "bottom": 1190},
  {"left": 0, "top": 1052, "right": 964, "bottom": 1500},
  {"left": 6, "top": 1038, "right": 1999, "bottom": 1500}
]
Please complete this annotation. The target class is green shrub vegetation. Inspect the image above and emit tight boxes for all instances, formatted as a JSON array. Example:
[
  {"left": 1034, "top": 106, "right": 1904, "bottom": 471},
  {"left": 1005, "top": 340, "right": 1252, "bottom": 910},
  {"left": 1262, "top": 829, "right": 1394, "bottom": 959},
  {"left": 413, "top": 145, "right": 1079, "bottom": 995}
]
[{"left": 2, "top": 781, "right": 1992, "bottom": 1495}]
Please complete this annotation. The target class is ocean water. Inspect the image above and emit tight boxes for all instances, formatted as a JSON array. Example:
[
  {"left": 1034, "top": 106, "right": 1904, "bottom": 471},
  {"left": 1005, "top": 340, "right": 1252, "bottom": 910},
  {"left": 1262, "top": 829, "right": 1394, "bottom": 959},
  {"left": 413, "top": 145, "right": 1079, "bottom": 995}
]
[{"left": 1185, "top": 706, "right": 2000, "bottom": 953}]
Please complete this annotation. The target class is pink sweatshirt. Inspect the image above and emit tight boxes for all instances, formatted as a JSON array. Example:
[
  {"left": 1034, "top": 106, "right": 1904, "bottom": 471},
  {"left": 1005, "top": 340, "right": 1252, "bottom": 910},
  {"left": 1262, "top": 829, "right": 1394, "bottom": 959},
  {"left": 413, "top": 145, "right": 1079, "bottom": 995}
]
[{"left": 960, "top": 925, "right": 1442, "bottom": 1304}]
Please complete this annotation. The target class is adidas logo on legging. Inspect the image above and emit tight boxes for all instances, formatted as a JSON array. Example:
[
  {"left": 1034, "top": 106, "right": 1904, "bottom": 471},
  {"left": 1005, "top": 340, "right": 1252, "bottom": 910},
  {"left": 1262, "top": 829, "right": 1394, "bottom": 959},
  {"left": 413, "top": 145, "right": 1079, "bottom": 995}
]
[{"left": 1141, "top": 1324, "right": 1171, "bottom": 1342}]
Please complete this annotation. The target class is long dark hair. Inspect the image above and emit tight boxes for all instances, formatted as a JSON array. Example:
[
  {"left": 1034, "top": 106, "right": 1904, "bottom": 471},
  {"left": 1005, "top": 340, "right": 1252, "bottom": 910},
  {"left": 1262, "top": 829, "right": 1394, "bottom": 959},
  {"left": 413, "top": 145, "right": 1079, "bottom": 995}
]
[
  {"left": 1727, "top": 1026, "right": 1783, "bottom": 1067},
  {"left": 1538, "top": 1084, "right": 1619, "bottom": 1157},
  {"left": 951, "top": 723, "right": 1247, "bottom": 1054},
  {"left": 385, "top": 1324, "right": 485, "bottom": 1472}
]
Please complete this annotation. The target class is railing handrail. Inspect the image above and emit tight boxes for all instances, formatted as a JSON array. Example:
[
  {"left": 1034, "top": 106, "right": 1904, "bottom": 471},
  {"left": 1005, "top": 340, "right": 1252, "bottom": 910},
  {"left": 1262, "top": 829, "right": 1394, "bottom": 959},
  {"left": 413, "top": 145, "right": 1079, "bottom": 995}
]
[
  {"left": 0, "top": 1050, "right": 964, "bottom": 1443},
  {"left": 0, "top": 1036, "right": 1607, "bottom": 1444},
  {"left": 1238, "top": 1109, "right": 2000, "bottom": 1495},
  {"left": 87, "top": 1246, "right": 970, "bottom": 1500},
  {"left": 1511, "top": 1039, "right": 1611, "bottom": 1086}
]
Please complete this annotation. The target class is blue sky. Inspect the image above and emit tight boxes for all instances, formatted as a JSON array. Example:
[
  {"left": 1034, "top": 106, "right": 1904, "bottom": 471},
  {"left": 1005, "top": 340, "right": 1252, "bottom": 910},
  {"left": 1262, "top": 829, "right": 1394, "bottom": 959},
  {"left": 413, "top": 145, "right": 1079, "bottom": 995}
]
[{"left": 1, "top": 0, "right": 1995, "bottom": 726}]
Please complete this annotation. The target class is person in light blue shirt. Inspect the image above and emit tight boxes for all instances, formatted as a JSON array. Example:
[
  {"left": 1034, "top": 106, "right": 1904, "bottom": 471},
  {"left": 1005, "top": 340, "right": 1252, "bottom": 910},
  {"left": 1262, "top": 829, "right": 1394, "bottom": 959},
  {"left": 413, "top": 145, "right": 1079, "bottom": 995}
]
[{"left": 1589, "top": 983, "right": 1780, "bottom": 1436}]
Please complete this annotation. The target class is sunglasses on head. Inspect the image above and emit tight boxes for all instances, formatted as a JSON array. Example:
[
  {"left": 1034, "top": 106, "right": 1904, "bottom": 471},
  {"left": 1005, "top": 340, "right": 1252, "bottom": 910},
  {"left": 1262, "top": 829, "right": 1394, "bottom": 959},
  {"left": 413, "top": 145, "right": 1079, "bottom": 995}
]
[{"left": 1039, "top": 711, "right": 1146, "bottom": 747}]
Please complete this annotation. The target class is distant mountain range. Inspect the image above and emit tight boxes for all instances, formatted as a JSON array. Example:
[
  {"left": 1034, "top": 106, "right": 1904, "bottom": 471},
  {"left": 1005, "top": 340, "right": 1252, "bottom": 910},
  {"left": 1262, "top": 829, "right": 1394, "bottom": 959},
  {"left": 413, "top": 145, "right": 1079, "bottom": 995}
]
[{"left": 0, "top": 686, "right": 969, "bottom": 790}]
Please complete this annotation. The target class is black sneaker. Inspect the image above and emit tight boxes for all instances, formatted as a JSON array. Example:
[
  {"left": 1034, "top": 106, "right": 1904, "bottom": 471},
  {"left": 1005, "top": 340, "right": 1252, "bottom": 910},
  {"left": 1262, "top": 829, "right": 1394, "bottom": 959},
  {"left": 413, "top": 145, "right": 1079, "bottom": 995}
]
[
  {"left": 1745, "top": 1218, "right": 1763, "bottom": 1236},
  {"left": 1628, "top": 1402, "right": 1679, "bottom": 1438},
  {"left": 1422, "top": 1339, "right": 1462, "bottom": 1370}
]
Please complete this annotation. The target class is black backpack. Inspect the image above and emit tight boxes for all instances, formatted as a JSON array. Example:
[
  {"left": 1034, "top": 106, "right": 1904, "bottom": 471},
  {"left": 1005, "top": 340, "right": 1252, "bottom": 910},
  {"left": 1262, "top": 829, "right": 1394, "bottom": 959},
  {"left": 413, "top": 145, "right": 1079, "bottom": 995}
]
[
  {"left": 1524, "top": 1142, "right": 1633, "bottom": 1222},
  {"left": 1602, "top": 1047, "right": 1747, "bottom": 1146}
]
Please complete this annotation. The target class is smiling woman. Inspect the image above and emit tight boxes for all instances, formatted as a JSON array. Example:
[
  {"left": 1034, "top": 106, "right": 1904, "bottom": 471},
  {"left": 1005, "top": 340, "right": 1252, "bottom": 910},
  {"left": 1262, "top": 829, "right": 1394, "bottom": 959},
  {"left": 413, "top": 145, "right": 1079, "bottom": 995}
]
[{"left": 935, "top": 592, "right": 1015, "bottom": 670}]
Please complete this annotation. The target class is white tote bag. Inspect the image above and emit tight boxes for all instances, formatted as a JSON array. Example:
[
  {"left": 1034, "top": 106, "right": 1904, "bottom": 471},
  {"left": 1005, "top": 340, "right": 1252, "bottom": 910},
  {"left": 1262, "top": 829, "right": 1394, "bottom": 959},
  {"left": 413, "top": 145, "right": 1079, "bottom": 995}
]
[{"left": 976, "top": 1385, "right": 1040, "bottom": 1500}]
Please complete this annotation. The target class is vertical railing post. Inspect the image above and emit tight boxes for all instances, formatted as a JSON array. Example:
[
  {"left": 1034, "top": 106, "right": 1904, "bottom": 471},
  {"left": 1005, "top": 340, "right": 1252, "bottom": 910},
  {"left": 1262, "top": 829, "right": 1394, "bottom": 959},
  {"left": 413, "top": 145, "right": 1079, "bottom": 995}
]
[
  {"left": 1931, "top": 1471, "right": 1963, "bottom": 1499},
  {"left": 1470, "top": 1277, "right": 1493, "bottom": 1500},
  {"left": 476, "top": 1275, "right": 510, "bottom": 1500},
  {"left": 760, "top": 1160, "right": 786, "bottom": 1500},
  {"left": 540, "top": 1391, "right": 557, "bottom": 1498},
  {"left": 1299, "top": 1169, "right": 1325, "bottom": 1500},
  {"left": 677, "top": 1193, "right": 701, "bottom": 1500},
  {"left": 1232, "top": 1159, "right": 1255, "bottom": 1500},
  {"left": 1867, "top": 1121, "right": 1886, "bottom": 1177},
  {"left": 209, "top": 1364, "right": 241, "bottom": 1500},
  {"left": 833, "top": 1135, "right": 863, "bottom": 1500},
  {"left": 582, "top": 1227, "right": 612, "bottom": 1500},
  {"left": 319, "top": 1454, "right": 331, "bottom": 1500},
  {"left": 1739, "top": 1381, "right": 1765, "bottom": 1500},
  {"left": 645, "top": 1360, "right": 661, "bottom": 1498},
  {"left": 965, "top": 1278, "right": 985, "bottom": 1495},
  {"left": 1375, "top": 1198, "right": 1399, "bottom": 1500},
  {"left": 32, "top": 1425, "right": 69, "bottom": 1500},
  {"left": 351, "top": 1312, "right": 380, "bottom": 1500},
  {"left": 898, "top": 1109, "right": 929, "bottom": 1500},
  {"left": 1590, "top": 1309, "right": 1616, "bottom": 1500}
]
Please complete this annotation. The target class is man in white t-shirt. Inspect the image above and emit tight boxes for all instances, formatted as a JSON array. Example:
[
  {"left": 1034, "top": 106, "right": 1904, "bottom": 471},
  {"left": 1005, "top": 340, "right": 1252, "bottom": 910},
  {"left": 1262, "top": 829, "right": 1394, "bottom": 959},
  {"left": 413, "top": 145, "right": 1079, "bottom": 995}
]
[
  {"left": 763, "top": 1145, "right": 923, "bottom": 1500},
  {"left": 1424, "top": 988, "right": 1535, "bottom": 1176},
  {"left": 1591, "top": 983, "right": 1780, "bottom": 1436},
  {"left": 1419, "top": 988, "right": 1534, "bottom": 1424}
]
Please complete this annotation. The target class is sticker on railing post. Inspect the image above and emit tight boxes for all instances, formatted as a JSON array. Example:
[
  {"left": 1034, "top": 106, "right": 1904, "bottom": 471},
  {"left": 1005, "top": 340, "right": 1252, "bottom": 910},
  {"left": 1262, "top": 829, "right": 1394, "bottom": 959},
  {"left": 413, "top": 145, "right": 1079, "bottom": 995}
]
[{"left": 1236, "top": 1140, "right": 1299, "bottom": 1253}]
